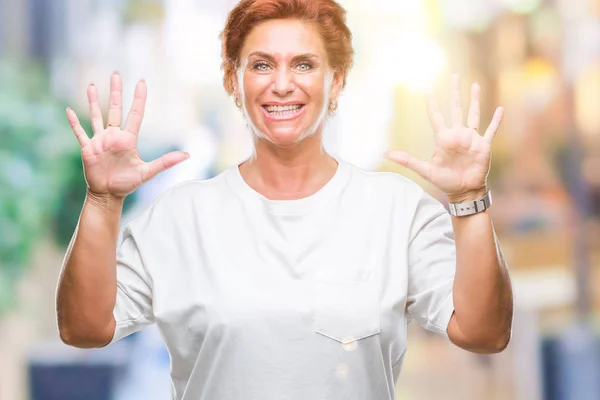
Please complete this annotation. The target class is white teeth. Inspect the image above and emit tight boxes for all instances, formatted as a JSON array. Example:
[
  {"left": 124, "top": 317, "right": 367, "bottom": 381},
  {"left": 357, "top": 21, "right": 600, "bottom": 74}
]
[{"left": 265, "top": 104, "right": 302, "bottom": 112}]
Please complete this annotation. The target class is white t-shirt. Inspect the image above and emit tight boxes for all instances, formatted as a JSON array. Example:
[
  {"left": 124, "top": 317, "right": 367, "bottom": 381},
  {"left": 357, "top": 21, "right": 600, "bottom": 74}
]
[{"left": 110, "top": 157, "right": 456, "bottom": 400}]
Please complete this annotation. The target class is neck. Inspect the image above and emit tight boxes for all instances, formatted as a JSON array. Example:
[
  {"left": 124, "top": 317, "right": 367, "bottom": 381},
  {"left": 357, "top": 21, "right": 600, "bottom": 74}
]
[{"left": 239, "top": 134, "right": 338, "bottom": 200}]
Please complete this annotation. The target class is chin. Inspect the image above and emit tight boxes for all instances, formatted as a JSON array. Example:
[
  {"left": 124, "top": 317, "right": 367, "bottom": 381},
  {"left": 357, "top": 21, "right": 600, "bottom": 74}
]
[
  {"left": 256, "top": 127, "right": 312, "bottom": 146},
  {"left": 256, "top": 120, "right": 318, "bottom": 146}
]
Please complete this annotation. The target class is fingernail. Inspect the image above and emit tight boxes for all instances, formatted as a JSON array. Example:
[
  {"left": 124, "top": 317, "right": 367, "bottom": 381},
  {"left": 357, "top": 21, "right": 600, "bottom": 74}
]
[
  {"left": 113, "top": 70, "right": 120, "bottom": 76},
  {"left": 184, "top": 152, "right": 190, "bottom": 159},
  {"left": 140, "top": 78, "right": 146, "bottom": 83},
  {"left": 66, "top": 107, "right": 71, "bottom": 112},
  {"left": 89, "top": 83, "right": 95, "bottom": 87}
]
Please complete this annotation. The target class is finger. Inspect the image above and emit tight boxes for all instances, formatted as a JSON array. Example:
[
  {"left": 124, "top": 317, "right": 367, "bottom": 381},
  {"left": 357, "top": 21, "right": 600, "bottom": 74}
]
[
  {"left": 466, "top": 82, "right": 481, "bottom": 131},
  {"left": 125, "top": 79, "right": 147, "bottom": 135},
  {"left": 106, "top": 71, "right": 123, "bottom": 128},
  {"left": 426, "top": 92, "right": 447, "bottom": 134},
  {"left": 66, "top": 107, "right": 90, "bottom": 147},
  {"left": 450, "top": 73, "right": 464, "bottom": 128},
  {"left": 483, "top": 106, "right": 504, "bottom": 144},
  {"left": 87, "top": 83, "right": 104, "bottom": 134},
  {"left": 142, "top": 151, "right": 190, "bottom": 183},
  {"left": 385, "top": 150, "right": 431, "bottom": 181}
]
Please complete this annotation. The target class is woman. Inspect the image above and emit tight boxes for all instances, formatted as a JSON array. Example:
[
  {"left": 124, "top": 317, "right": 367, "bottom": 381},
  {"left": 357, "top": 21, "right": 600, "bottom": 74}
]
[{"left": 56, "top": 0, "right": 513, "bottom": 399}]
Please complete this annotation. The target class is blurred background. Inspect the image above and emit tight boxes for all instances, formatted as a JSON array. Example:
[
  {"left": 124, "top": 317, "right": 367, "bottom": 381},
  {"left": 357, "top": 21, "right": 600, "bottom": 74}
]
[{"left": 1, "top": 0, "right": 599, "bottom": 399}]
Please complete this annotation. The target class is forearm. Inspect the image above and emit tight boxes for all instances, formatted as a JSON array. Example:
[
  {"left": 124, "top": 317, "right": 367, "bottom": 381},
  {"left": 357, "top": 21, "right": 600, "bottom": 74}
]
[
  {"left": 56, "top": 192, "right": 123, "bottom": 347},
  {"left": 448, "top": 191, "right": 513, "bottom": 351}
]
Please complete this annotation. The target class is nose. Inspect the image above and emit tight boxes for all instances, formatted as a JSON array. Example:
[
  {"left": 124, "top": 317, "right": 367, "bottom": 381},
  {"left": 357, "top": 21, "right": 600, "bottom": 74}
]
[{"left": 271, "top": 67, "right": 295, "bottom": 96}]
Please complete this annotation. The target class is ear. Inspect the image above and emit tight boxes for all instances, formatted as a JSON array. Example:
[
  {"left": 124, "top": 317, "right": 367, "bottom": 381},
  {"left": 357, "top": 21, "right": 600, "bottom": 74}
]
[
  {"left": 231, "top": 72, "right": 239, "bottom": 96},
  {"left": 329, "top": 70, "right": 343, "bottom": 101}
]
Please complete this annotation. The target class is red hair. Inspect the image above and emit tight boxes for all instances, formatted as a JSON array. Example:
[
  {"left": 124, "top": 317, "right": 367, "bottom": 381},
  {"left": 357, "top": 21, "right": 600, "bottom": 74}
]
[{"left": 220, "top": 0, "right": 354, "bottom": 96}]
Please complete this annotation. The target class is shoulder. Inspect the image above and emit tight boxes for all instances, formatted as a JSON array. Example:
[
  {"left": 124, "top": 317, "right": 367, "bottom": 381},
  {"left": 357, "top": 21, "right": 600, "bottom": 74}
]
[
  {"left": 124, "top": 169, "right": 231, "bottom": 233},
  {"left": 163, "top": 172, "right": 229, "bottom": 202},
  {"left": 342, "top": 159, "right": 447, "bottom": 218},
  {"left": 155, "top": 171, "right": 229, "bottom": 209},
  {"left": 343, "top": 159, "right": 426, "bottom": 202}
]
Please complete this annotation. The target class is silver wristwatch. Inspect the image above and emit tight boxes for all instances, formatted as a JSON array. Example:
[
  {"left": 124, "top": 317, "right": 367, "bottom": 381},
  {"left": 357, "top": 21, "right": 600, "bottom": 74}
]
[{"left": 448, "top": 190, "right": 492, "bottom": 217}]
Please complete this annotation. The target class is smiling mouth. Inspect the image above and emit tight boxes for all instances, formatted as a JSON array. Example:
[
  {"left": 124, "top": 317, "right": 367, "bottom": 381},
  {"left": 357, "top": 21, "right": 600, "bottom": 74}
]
[
  {"left": 261, "top": 104, "right": 306, "bottom": 121},
  {"left": 263, "top": 104, "right": 304, "bottom": 116}
]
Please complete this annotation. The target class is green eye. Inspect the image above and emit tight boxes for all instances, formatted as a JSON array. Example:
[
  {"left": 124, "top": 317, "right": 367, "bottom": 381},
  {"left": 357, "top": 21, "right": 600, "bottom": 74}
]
[
  {"left": 252, "top": 62, "right": 270, "bottom": 71},
  {"left": 296, "top": 62, "right": 313, "bottom": 71}
]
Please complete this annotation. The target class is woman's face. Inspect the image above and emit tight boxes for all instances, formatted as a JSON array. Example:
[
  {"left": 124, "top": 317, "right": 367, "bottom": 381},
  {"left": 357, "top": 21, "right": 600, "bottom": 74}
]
[{"left": 235, "top": 19, "right": 341, "bottom": 146}]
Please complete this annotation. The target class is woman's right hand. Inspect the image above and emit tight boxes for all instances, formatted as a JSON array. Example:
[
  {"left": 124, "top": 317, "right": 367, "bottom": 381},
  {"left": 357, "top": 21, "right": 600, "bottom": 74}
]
[{"left": 66, "top": 72, "right": 189, "bottom": 201}]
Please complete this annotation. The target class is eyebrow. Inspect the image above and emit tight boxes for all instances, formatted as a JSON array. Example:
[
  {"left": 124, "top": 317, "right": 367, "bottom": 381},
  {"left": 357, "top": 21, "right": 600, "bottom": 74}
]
[{"left": 247, "top": 51, "right": 320, "bottom": 62}]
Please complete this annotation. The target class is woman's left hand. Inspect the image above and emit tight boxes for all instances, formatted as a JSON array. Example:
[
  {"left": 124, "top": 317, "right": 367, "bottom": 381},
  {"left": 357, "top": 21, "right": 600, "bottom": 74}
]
[{"left": 385, "top": 73, "right": 504, "bottom": 203}]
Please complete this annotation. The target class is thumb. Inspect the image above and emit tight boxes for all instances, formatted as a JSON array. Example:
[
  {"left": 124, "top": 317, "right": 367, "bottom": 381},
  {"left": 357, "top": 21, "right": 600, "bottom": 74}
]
[
  {"left": 385, "top": 150, "right": 431, "bottom": 180},
  {"left": 142, "top": 151, "right": 190, "bottom": 183}
]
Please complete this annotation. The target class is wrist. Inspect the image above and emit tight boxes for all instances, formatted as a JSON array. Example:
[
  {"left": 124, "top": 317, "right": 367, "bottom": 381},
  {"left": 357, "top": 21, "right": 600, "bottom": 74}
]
[
  {"left": 446, "top": 186, "right": 488, "bottom": 203},
  {"left": 85, "top": 190, "right": 125, "bottom": 214}
]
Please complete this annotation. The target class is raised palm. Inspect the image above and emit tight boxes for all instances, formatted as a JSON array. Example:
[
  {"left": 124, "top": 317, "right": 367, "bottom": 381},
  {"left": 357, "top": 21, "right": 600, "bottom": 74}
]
[
  {"left": 67, "top": 73, "right": 189, "bottom": 199},
  {"left": 386, "top": 74, "right": 503, "bottom": 200}
]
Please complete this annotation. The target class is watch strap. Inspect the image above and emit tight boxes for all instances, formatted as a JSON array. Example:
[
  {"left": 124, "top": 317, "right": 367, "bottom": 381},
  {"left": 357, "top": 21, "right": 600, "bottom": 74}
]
[{"left": 449, "top": 190, "right": 492, "bottom": 217}]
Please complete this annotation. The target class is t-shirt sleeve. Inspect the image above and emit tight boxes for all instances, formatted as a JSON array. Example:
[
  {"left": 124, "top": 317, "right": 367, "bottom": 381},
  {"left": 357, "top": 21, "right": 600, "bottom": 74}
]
[
  {"left": 406, "top": 189, "right": 456, "bottom": 339},
  {"left": 109, "top": 224, "right": 155, "bottom": 344}
]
